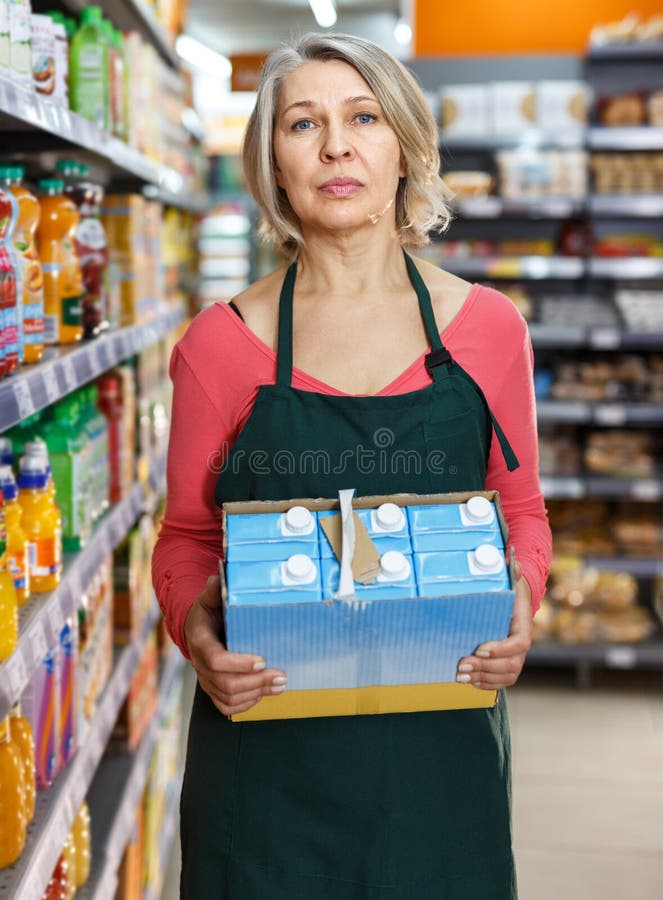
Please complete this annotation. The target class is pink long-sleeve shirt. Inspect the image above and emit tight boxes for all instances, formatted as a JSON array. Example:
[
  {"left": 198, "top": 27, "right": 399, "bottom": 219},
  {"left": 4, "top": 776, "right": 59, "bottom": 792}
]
[{"left": 153, "top": 283, "right": 552, "bottom": 658}]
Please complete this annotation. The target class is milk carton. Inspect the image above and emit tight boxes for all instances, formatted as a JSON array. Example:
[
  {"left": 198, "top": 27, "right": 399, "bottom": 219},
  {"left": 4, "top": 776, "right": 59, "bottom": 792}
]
[
  {"left": 226, "top": 553, "right": 322, "bottom": 605},
  {"left": 321, "top": 550, "right": 416, "bottom": 601},
  {"left": 225, "top": 505, "right": 319, "bottom": 563},
  {"left": 408, "top": 495, "right": 503, "bottom": 552},
  {"left": 415, "top": 544, "right": 510, "bottom": 597},
  {"left": 319, "top": 502, "right": 411, "bottom": 558}
]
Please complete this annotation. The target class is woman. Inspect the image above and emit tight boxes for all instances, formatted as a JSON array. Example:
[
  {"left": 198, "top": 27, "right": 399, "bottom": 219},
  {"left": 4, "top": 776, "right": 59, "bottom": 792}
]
[{"left": 153, "top": 32, "right": 552, "bottom": 899}]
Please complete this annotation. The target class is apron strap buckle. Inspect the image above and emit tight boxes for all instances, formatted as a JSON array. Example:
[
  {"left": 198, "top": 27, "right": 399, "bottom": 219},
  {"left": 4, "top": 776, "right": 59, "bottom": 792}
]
[{"left": 425, "top": 347, "right": 453, "bottom": 376}]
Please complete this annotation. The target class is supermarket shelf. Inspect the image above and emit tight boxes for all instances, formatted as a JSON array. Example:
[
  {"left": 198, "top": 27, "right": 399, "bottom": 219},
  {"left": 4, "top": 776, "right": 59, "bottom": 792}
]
[
  {"left": 78, "top": 650, "right": 185, "bottom": 900},
  {"left": 440, "top": 130, "right": 585, "bottom": 150},
  {"left": 59, "top": 0, "right": 178, "bottom": 68},
  {"left": 584, "top": 556, "right": 663, "bottom": 578},
  {"left": 0, "top": 446, "right": 168, "bottom": 721},
  {"left": 436, "top": 255, "right": 585, "bottom": 279},
  {"left": 587, "top": 126, "right": 663, "bottom": 150},
  {"left": 537, "top": 400, "right": 663, "bottom": 425},
  {"left": 142, "top": 764, "right": 185, "bottom": 900},
  {"left": 587, "top": 41, "right": 663, "bottom": 60},
  {"left": 0, "top": 77, "right": 197, "bottom": 202},
  {"left": 0, "top": 603, "right": 163, "bottom": 900},
  {"left": 528, "top": 637, "right": 663, "bottom": 671},
  {"left": 142, "top": 182, "right": 211, "bottom": 214},
  {"left": 588, "top": 257, "right": 663, "bottom": 279},
  {"left": 455, "top": 196, "right": 587, "bottom": 219},
  {"left": 540, "top": 474, "right": 662, "bottom": 501},
  {"left": 529, "top": 324, "right": 663, "bottom": 349},
  {"left": 589, "top": 194, "right": 663, "bottom": 218},
  {"left": 0, "top": 304, "right": 186, "bottom": 432}
]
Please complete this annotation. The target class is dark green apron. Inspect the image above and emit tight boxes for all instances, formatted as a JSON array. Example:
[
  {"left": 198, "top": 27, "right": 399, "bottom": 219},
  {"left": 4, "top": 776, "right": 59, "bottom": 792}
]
[{"left": 181, "top": 252, "right": 520, "bottom": 900}]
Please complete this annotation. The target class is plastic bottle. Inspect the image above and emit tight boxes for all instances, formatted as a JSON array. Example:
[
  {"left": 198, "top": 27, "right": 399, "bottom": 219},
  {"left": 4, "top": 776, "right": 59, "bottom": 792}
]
[
  {"left": 81, "top": 384, "right": 109, "bottom": 522},
  {"left": 0, "top": 435, "right": 12, "bottom": 466},
  {"left": 43, "top": 853, "right": 69, "bottom": 900},
  {"left": 0, "top": 1, "right": 9, "bottom": 80},
  {"left": 97, "top": 370, "right": 124, "bottom": 503},
  {"left": 0, "top": 715, "right": 27, "bottom": 868},
  {"left": 36, "top": 178, "right": 83, "bottom": 345},
  {"left": 9, "top": 0, "right": 32, "bottom": 89},
  {"left": 58, "top": 618, "right": 77, "bottom": 767},
  {"left": 0, "top": 465, "right": 30, "bottom": 604},
  {"left": 0, "top": 489, "right": 18, "bottom": 661},
  {"left": 69, "top": 5, "right": 109, "bottom": 130},
  {"left": 0, "top": 182, "right": 20, "bottom": 375},
  {"left": 56, "top": 160, "right": 108, "bottom": 338},
  {"left": 62, "top": 832, "right": 76, "bottom": 899},
  {"left": 9, "top": 703, "right": 35, "bottom": 822},
  {"left": 71, "top": 801, "right": 91, "bottom": 887},
  {"left": 44, "top": 398, "right": 88, "bottom": 552},
  {"left": 17, "top": 454, "right": 62, "bottom": 593},
  {"left": 0, "top": 165, "right": 45, "bottom": 364}
]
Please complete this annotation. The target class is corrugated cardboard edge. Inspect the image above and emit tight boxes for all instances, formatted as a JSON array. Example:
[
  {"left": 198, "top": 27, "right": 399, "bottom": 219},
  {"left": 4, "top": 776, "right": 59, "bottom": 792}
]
[{"left": 231, "top": 682, "right": 497, "bottom": 722}]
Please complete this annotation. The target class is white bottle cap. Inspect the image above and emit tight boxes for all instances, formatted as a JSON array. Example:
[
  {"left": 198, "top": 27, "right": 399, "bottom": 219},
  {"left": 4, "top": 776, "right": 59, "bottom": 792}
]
[
  {"left": 283, "top": 506, "right": 313, "bottom": 534},
  {"left": 473, "top": 544, "right": 503, "bottom": 572},
  {"left": 465, "top": 496, "right": 493, "bottom": 523},
  {"left": 375, "top": 502, "right": 405, "bottom": 532},
  {"left": 284, "top": 554, "right": 316, "bottom": 583},
  {"left": 380, "top": 550, "right": 409, "bottom": 581}
]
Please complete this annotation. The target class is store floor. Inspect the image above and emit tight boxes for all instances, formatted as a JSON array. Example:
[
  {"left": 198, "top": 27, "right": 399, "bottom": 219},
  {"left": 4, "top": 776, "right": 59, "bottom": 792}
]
[{"left": 162, "top": 668, "right": 663, "bottom": 900}]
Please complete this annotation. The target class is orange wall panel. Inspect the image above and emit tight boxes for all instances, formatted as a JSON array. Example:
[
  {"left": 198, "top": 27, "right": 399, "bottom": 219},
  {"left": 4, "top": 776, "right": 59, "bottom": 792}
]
[{"left": 414, "top": 0, "right": 662, "bottom": 56}]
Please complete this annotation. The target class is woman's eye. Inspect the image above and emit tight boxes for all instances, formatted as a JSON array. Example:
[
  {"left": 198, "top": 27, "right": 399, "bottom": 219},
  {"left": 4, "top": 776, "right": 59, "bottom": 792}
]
[
  {"left": 292, "top": 119, "right": 314, "bottom": 131},
  {"left": 355, "top": 113, "right": 376, "bottom": 125}
]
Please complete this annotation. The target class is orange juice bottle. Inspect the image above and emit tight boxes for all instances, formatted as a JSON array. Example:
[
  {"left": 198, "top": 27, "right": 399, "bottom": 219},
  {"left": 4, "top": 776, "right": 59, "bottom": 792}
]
[
  {"left": 36, "top": 179, "right": 83, "bottom": 345},
  {"left": 0, "top": 489, "right": 18, "bottom": 662},
  {"left": 0, "top": 165, "right": 45, "bottom": 363},
  {"left": 0, "top": 715, "right": 27, "bottom": 868},
  {"left": 9, "top": 703, "right": 35, "bottom": 823},
  {"left": 62, "top": 832, "right": 76, "bottom": 899},
  {"left": 71, "top": 801, "right": 91, "bottom": 887},
  {"left": 17, "top": 456, "right": 62, "bottom": 593},
  {"left": 0, "top": 465, "right": 30, "bottom": 605}
]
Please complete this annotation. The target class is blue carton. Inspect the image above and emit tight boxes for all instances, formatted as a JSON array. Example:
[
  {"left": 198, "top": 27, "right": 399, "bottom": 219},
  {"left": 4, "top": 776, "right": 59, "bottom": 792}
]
[
  {"left": 415, "top": 544, "right": 510, "bottom": 596},
  {"left": 226, "top": 554, "right": 322, "bottom": 605},
  {"left": 226, "top": 506, "right": 319, "bottom": 562},
  {"left": 408, "top": 496, "right": 504, "bottom": 552},
  {"left": 221, "top": 491, "right": 516, "bottom": 722},
  {"left": 319, "top": 503, "right": 412, "bottom": 557},
  {"left": 321, "top": 551, "right": 416, "bottom": 601}
]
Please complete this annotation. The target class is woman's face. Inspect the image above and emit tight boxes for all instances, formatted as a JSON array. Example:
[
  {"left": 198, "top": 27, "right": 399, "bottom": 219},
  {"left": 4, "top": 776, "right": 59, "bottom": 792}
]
[{"left": 273, "top": 59, "right": 405, "bottom": 241}]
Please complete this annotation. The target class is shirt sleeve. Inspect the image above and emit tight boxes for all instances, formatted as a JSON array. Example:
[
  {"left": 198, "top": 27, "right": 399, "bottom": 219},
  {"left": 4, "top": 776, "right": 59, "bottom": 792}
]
[
  {"left": 151, "top": 342, "right": 235, "bottom": 658},
  {"left": 484, "top": 325, "right": 552, "bottom": 613}
]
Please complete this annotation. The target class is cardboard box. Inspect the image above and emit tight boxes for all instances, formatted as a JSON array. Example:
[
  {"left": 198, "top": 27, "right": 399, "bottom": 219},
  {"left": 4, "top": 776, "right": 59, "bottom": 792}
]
[
  {"left": 491, "top": 81, "right": 537, "bottom": 136},
  {"left": 221, "top": 491, "right": 516, "bottom": 722},
  {"left": 439, "top": 84, "right": 491, "bottom": 137}
]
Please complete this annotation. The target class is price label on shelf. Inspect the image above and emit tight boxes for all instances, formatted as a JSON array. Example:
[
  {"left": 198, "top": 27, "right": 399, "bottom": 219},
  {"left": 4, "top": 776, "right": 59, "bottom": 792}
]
[
  {"left": 42, "top": 366, "right": 60, "bottom": 404},
  {"left": 605, "top": 646, "right": 637, "bottom": 669},
  {"left": 589, "top": 328, "right": 620, "bottom": 350},
  {"left": 630, "top": 480, "right": 661, "bottom": 502},
  {"left": 13, "top": 379, "right": 36, "bottom": 419},
  {"left": 6, "top": 653, "right": 29, "bottom": 698},
  {"left": 47, "top": 596, "right": 64, "bottom": 641},
  {"left": 30, "top": 620, "right": 49, "bottom": 666},
  {"left": 594, "top": 404, "right": 627, "bottom": 426},
  {"left": 97, "top": 340, "right": 112, "bottom": 370},
  {"left": 61, "top": 356, "right": 77, "bottom": 392}
]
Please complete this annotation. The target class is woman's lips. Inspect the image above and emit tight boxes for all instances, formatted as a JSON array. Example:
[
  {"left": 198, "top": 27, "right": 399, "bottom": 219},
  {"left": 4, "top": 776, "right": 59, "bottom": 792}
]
[{"left": 318, "top": 178, "right": 363, "bottom": 197}]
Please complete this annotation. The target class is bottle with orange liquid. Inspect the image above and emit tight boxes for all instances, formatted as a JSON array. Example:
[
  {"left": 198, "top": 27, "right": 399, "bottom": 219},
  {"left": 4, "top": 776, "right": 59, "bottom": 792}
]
[
  {"left": 0, "top": 714, "right": 27, "bottom": 868},
  {"left": 17, "top": 454, "right": 62, "bottom": 593},
  {"left": 9, "top": 703, "right": 35, "bottom": 823},
  {"left": 0, "top": 165, "right": 45, "bottom": 363},
  {"left": 71, "top": 801, "right": 91, "bottom": 888},
  {"left": 0, "top": 182, "right": 20, "bottom": 375},
  {"left": 0, "top": 488, "right": 18, "bottom": 662},
  {"left": 36, "top": 178, "right": 83, "bottom": 345},
  {"left": 0, "top": 465, "right": 30, "bottom": 605}
]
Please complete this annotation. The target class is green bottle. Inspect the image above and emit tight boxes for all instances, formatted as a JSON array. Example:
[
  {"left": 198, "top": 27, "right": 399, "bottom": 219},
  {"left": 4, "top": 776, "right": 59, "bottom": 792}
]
[
  {"left": 44, "top": 398, "right": 88, "bottom": 552},
  {"left": 69, "top": 5, "right": 109, "bottom": 130}
]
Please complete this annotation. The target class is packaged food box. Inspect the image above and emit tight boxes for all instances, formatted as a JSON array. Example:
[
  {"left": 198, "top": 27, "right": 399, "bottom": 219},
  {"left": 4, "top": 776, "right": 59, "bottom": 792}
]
[
  {"left": 536, "top": 81, "right": 589, "bottom": 132},
  {"left": 491, "top": 81, "right": 536, "bottom": 135},
  {"left": 221, "top": 490, "right": 516, "bottom": 722},
  {"left": 439, "top": 84, "right": 490, "bottom": 137}
]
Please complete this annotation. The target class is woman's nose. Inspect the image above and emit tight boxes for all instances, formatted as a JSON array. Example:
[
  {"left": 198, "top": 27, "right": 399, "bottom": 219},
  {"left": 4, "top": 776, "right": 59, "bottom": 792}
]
[{"left": 320, "top": 123, "right": 354, "bottom": 161}]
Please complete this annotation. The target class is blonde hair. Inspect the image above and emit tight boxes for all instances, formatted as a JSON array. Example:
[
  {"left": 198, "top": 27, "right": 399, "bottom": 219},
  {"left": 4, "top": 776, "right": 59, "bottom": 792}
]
[{"left": 242, "top": 32, "right": 452, "bottom": 257}]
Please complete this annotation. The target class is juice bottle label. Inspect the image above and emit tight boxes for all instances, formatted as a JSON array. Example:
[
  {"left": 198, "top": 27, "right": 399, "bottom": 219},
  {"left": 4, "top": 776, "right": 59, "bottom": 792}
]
[
  {"left": 8, "top": 546, "right": 28, "bottom": 592},
  {"left": 76, "top": 216, "right": 108, "bottom": 333},
  {"left": 15, "top": 237, "right": 44, "bottom": 347},
  {"left": 74, "top": 45, "right": 106, "bottom": 127},
  {"left": 62, "top": 294, "right": 83, "bottom": 326},
  {"left": 9, "top": 0, "right": 31, "bottom": 85},
  {"left": 31, "top": 14, "right": 55, "bottom": 97},
  {"left": 0, "top": 2, "right": 9, "bottom": 78},
  {"left": 28, "top": 536, "right": 61, "bottom": 577}
]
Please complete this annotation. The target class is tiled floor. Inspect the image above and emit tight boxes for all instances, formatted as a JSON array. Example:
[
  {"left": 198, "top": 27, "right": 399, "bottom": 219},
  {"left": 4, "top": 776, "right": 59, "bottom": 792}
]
[{"left": 162, "top": 668, "right": 663, "bottom": 899}]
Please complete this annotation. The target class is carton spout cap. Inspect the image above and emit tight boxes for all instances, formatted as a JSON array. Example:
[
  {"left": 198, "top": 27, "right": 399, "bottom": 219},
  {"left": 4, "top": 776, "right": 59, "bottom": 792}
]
[
  {"left": 465, "top": 496, "right": 493, "bottom": 523},
  {"left": 375, "top": 502, "right": 405, "bottom": 531},
  {"left": 283, "top": 506, "right": 314, "bottom": 534}
]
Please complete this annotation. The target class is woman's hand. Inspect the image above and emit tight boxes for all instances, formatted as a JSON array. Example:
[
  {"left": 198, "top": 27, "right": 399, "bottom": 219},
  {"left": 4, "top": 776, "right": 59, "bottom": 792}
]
[
  {"left": 184, "top": 575, "right": 287, "bottom": 716},
  {"left": 455, "top": 561, "right": 533, "bottom": 690}
]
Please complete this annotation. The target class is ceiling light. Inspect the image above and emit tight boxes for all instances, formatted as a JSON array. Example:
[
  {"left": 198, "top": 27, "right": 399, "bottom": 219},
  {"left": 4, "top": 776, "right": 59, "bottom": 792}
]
[
  {"left": 394, "top": 19, "right": 412, "bottom": 45},
  {"left": 309, "top": 0, "right": 337, "bottom": 29},
  {"left": 175, "top": 34, "right": 232, "bottom": 79}
]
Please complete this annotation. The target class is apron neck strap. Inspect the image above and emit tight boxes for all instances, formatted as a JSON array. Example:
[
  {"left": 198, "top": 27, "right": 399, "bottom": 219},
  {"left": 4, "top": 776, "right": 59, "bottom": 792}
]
[
  {"left": 276, "top": 251, "right": 448, "bottom": 387},
  {"left": 276, "top": 260, "right": 297, "bottom": 387}
]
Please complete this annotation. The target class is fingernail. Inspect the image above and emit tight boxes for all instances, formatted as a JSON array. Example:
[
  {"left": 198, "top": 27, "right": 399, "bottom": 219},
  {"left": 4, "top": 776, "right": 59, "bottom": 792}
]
[
  {"left": 253, "top": 659, "right": 266, "bottom": 671},
  {"left": 272, "top": 676, "right": 287, "bottom": 686},
  {"left": 456, "top": 674, "right": 472, "bottom": 683},
  {"left": 271, "top": 684, "right": 287, "bottom": 694},
  {"left": 458, "top": 664, "right": 473, "bottom": 673},
  {"left": 476, "top": 650, "right": 491, "bottom": 658}
]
